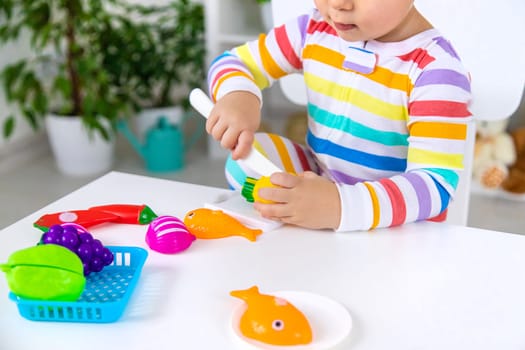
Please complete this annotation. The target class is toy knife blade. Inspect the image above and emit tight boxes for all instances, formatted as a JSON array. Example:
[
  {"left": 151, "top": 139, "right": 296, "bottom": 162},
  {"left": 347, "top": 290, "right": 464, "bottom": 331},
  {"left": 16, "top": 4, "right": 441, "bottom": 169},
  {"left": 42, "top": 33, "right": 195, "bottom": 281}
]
[{"left": 189, "top": 88, "right": 283, "bottom": 177}]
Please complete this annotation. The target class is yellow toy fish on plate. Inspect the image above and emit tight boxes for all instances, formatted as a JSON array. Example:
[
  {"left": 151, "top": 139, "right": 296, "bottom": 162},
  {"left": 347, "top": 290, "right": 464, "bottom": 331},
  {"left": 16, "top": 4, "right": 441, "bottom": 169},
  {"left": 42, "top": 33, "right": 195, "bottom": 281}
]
[{"left": 230, "top": 286, "right": 353, "bottom": 350}]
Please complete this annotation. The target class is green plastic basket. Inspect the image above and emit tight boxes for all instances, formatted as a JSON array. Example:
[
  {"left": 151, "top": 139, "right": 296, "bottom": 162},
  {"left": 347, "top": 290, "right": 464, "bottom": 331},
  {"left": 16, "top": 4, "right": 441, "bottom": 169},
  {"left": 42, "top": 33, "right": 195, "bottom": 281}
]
[{"left": 8, "top": 246, "right": 148, "bottom": 323}]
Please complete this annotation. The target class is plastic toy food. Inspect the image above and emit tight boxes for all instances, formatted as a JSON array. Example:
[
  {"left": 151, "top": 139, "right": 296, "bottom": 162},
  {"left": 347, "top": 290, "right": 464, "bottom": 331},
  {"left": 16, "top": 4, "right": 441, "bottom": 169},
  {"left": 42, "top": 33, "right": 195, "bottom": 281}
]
[
  {"left": 146, "top": 215, "right": 196, "bottom": 254},
  {"left": 0, "top": 244, "right": 86, "bottom": 301},
  {"left": 242, "top": 176, "right": 277, "bottom": 204},
  {"left": 183, "top": 208, "right": 262, "bottom": 241},
  {"left": 40, "top": 223, "right": 114, "bottom": 276},
  {"left": 34, "top": 204, "right": 158, "bottom": 231},
  {"left": 230, "top": 286, "right": 313, "bottom": 346}
]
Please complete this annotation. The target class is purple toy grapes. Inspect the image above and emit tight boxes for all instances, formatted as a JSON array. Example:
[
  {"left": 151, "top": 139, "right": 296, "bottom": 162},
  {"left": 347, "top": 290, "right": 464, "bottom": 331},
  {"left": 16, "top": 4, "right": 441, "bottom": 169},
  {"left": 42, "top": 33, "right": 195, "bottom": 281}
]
[
  {"left": 101, "top": 247, "right": 114, "bottom": 265},
  {"left": 47, "top": 224, "right": 64, "bottom": 236},
  {"left": 41, "top": 231, "right": 60, "bottom": 245},
  {"left": 91, "top": 239, "right": 104, "bottom": 257},
  {"left": 61, "top": 229, "right": 80, "bottom": 250},
  {"left": 78, "top": 232, "right": 94, "bottom": 245},
  {"left": 39, "top": 223, "right": 113, "bottom": 276},
  {"left": 77, "top": 243, "right": 93, "bottom": 262}
]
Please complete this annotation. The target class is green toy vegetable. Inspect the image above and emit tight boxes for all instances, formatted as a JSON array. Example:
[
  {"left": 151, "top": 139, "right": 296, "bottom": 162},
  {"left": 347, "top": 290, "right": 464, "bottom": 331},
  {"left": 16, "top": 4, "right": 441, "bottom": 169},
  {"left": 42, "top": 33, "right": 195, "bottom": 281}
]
[{"left": 0, "top": 244, "right": 86, "bottom": 301}]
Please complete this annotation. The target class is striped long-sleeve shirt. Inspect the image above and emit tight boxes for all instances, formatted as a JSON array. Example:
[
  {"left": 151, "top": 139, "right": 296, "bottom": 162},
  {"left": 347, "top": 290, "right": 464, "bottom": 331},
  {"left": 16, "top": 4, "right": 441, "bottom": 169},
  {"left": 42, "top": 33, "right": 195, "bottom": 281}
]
[{"left": 208, "top": 8, "right": 472, "bottom": 232}]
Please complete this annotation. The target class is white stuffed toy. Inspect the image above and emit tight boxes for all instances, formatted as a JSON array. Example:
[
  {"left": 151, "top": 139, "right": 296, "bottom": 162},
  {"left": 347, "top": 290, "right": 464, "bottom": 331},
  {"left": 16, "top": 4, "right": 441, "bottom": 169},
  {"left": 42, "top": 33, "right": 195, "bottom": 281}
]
[{"left": 473, "top": 118, "right": 517, "bottom": 189}]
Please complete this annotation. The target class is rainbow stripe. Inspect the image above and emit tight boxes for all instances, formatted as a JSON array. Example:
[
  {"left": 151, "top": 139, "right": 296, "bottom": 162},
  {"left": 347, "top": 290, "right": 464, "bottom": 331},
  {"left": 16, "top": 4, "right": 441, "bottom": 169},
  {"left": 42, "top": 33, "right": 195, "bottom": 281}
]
[{"left": 210, "top": 8, "right": 472, "bottom": 231}]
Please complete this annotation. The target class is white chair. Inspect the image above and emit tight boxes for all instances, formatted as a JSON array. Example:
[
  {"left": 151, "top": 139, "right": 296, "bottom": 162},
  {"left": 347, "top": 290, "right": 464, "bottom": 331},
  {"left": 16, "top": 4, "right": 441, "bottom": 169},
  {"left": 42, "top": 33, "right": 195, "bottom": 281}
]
[{"left": 271, "top": 0, "right": 525, "bottom": 226}]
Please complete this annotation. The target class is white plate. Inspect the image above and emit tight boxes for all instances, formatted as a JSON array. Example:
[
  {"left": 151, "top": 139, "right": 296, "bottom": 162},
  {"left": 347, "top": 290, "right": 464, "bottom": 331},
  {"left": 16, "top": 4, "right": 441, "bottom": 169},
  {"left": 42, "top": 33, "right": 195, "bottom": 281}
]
[{"left": 230, "top": 291, "right": 352, "bottom": 350}]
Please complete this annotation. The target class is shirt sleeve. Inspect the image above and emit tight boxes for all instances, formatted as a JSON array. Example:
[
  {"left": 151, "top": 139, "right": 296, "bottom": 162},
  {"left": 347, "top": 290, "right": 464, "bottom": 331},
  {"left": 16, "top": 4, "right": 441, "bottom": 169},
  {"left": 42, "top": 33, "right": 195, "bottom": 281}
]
[
  {"left": 336, "top": 49, "right": 473, "bottom": 232},
  {"left": 207, "top": 11, "right": 312, "bottom": 102}
]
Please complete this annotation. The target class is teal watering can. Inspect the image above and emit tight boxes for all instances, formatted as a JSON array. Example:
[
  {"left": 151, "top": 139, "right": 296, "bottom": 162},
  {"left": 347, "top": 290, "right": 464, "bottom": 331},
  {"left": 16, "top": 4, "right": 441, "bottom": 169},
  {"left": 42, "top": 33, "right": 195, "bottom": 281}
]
[{"left": 119, "top": 115, "right": 202, "bottom": 172}]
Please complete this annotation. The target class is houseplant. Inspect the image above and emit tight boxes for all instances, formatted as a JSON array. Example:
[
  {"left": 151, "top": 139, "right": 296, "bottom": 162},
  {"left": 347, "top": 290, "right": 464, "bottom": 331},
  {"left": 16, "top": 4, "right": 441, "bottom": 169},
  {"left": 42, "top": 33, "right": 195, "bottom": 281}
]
[
  {"left": 100, "top": 0, "right": 206, "bottom": 139},
  {"left": 0, "top": 0, "right": 136, "bottom": 175}
]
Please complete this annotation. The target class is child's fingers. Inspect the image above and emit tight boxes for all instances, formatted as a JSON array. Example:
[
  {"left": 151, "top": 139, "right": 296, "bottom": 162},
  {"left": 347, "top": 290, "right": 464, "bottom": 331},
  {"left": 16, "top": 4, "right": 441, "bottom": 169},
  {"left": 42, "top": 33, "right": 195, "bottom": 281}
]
[
  {"left": 257, "top": 186, "right": 289, "bottom": 204},
  {"left": 221, "top": 127, "right": 240, "bottom": 150},
  {"left": 232, "top": 130, "right": 254, "bottom": 159},
  {"left": 269, "top": 172, "right": 299, "bottom": 188},
  {"left": 205, "top": 113, "right": 219, "bottom": 134},
  {"left": 254, "top": 202, "right": 299, "bottom": 225},
  {"left": 210, "top": 120, "right": 228, "bottom": 142},
  {"left": 253, "top": 201, "right": 288, "bottom": 218},
  {"left": 302, "top": 171, "right": 319, "bottom": 179}
]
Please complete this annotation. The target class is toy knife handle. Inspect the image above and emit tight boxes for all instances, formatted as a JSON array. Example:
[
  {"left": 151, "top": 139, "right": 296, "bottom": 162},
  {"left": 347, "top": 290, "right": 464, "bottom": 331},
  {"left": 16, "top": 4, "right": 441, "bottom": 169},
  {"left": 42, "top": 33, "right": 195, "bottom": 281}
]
[{"left": 189, "top": 88, "right": 213, "bottom": 120}]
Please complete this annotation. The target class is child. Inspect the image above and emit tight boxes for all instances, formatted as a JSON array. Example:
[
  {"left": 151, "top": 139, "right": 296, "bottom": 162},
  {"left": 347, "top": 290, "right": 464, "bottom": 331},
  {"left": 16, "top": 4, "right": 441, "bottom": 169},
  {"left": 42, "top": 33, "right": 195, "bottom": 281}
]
[{"left": 206, "top": 0, "right": 472, "bottom": 232}]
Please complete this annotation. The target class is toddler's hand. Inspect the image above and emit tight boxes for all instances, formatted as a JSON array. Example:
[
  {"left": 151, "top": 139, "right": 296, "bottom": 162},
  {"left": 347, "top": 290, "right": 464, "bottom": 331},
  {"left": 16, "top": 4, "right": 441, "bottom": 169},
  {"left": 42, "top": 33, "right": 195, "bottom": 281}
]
[
  {"left": 253, "top": 171, "right": 341, "bottom": 230},
  {"left": 207, "top": 91, "right": 261, "bottom": 160}
]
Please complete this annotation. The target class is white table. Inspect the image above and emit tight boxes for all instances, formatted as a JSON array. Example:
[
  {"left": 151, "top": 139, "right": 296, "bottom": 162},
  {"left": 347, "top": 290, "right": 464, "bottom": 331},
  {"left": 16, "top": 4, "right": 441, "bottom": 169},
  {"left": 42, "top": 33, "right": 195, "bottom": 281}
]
[{"left": 1, "top": 171, "right": 525, "bottom": 349}]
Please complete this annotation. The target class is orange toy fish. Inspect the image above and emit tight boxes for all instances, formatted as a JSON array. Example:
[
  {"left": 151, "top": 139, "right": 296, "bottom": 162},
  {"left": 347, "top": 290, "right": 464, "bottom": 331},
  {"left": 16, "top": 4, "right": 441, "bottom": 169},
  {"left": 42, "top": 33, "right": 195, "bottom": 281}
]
[
  {"left": 183, "top": 208, "right": 262, "bottom": 242},
  {"left": 230, "top": 286, "right": 313, "bottom": 346}
]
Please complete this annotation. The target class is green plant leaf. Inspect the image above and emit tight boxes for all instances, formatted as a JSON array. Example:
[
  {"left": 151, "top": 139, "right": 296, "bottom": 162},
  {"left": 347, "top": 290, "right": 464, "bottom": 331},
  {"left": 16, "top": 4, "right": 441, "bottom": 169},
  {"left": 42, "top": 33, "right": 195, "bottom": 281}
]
[
  {"left": 1, "top": 61, "right": 27, "bottom": 100},
  {"left": 3, "top": 116, "right": 15, "bottom": 139},
  {"left": 53, "top": 75, "right": 72, "bottom": 99},
  {"left": 22, "top": 108, "right": 39, "bottom": 131},
  {"left": 32, "top": 90, "right": 48, "bottom": 114}
]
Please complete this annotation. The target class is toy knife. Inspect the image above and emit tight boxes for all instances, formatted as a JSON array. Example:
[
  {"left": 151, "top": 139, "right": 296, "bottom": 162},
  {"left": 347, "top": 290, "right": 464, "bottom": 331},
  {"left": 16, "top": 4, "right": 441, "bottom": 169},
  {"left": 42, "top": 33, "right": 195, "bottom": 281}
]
[{"left": 189, "top": 88, "right": 283, "bottom": 177}]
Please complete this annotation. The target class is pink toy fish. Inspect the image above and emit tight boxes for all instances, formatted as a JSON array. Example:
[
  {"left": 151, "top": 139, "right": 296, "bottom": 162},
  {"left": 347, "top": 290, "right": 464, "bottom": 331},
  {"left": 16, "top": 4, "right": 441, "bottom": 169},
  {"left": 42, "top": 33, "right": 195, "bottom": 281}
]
[{"left": 145, "top": 216, "right": 195, "bottom": 254}]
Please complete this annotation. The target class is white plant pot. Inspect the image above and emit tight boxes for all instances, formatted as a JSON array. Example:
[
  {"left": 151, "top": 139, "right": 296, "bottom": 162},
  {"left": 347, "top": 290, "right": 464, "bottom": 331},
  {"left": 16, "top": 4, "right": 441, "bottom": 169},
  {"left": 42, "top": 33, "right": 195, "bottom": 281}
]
[
  {"left": 45, "top": 114, "right": 115, "bottom": 176},
  {"left": 134, "top": 106, "right": 184, "bottom": 141}
]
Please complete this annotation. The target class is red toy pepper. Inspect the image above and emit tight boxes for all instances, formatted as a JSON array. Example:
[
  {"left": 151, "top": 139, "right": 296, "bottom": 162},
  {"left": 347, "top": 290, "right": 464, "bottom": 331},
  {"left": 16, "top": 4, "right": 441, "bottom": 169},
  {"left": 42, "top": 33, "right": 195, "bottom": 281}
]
[
  {"left": 34, "top": 204, "right": 158, "bottom": 232},
  {"left": 89, "top": 204, "right": 158, "bottom": 225}
]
